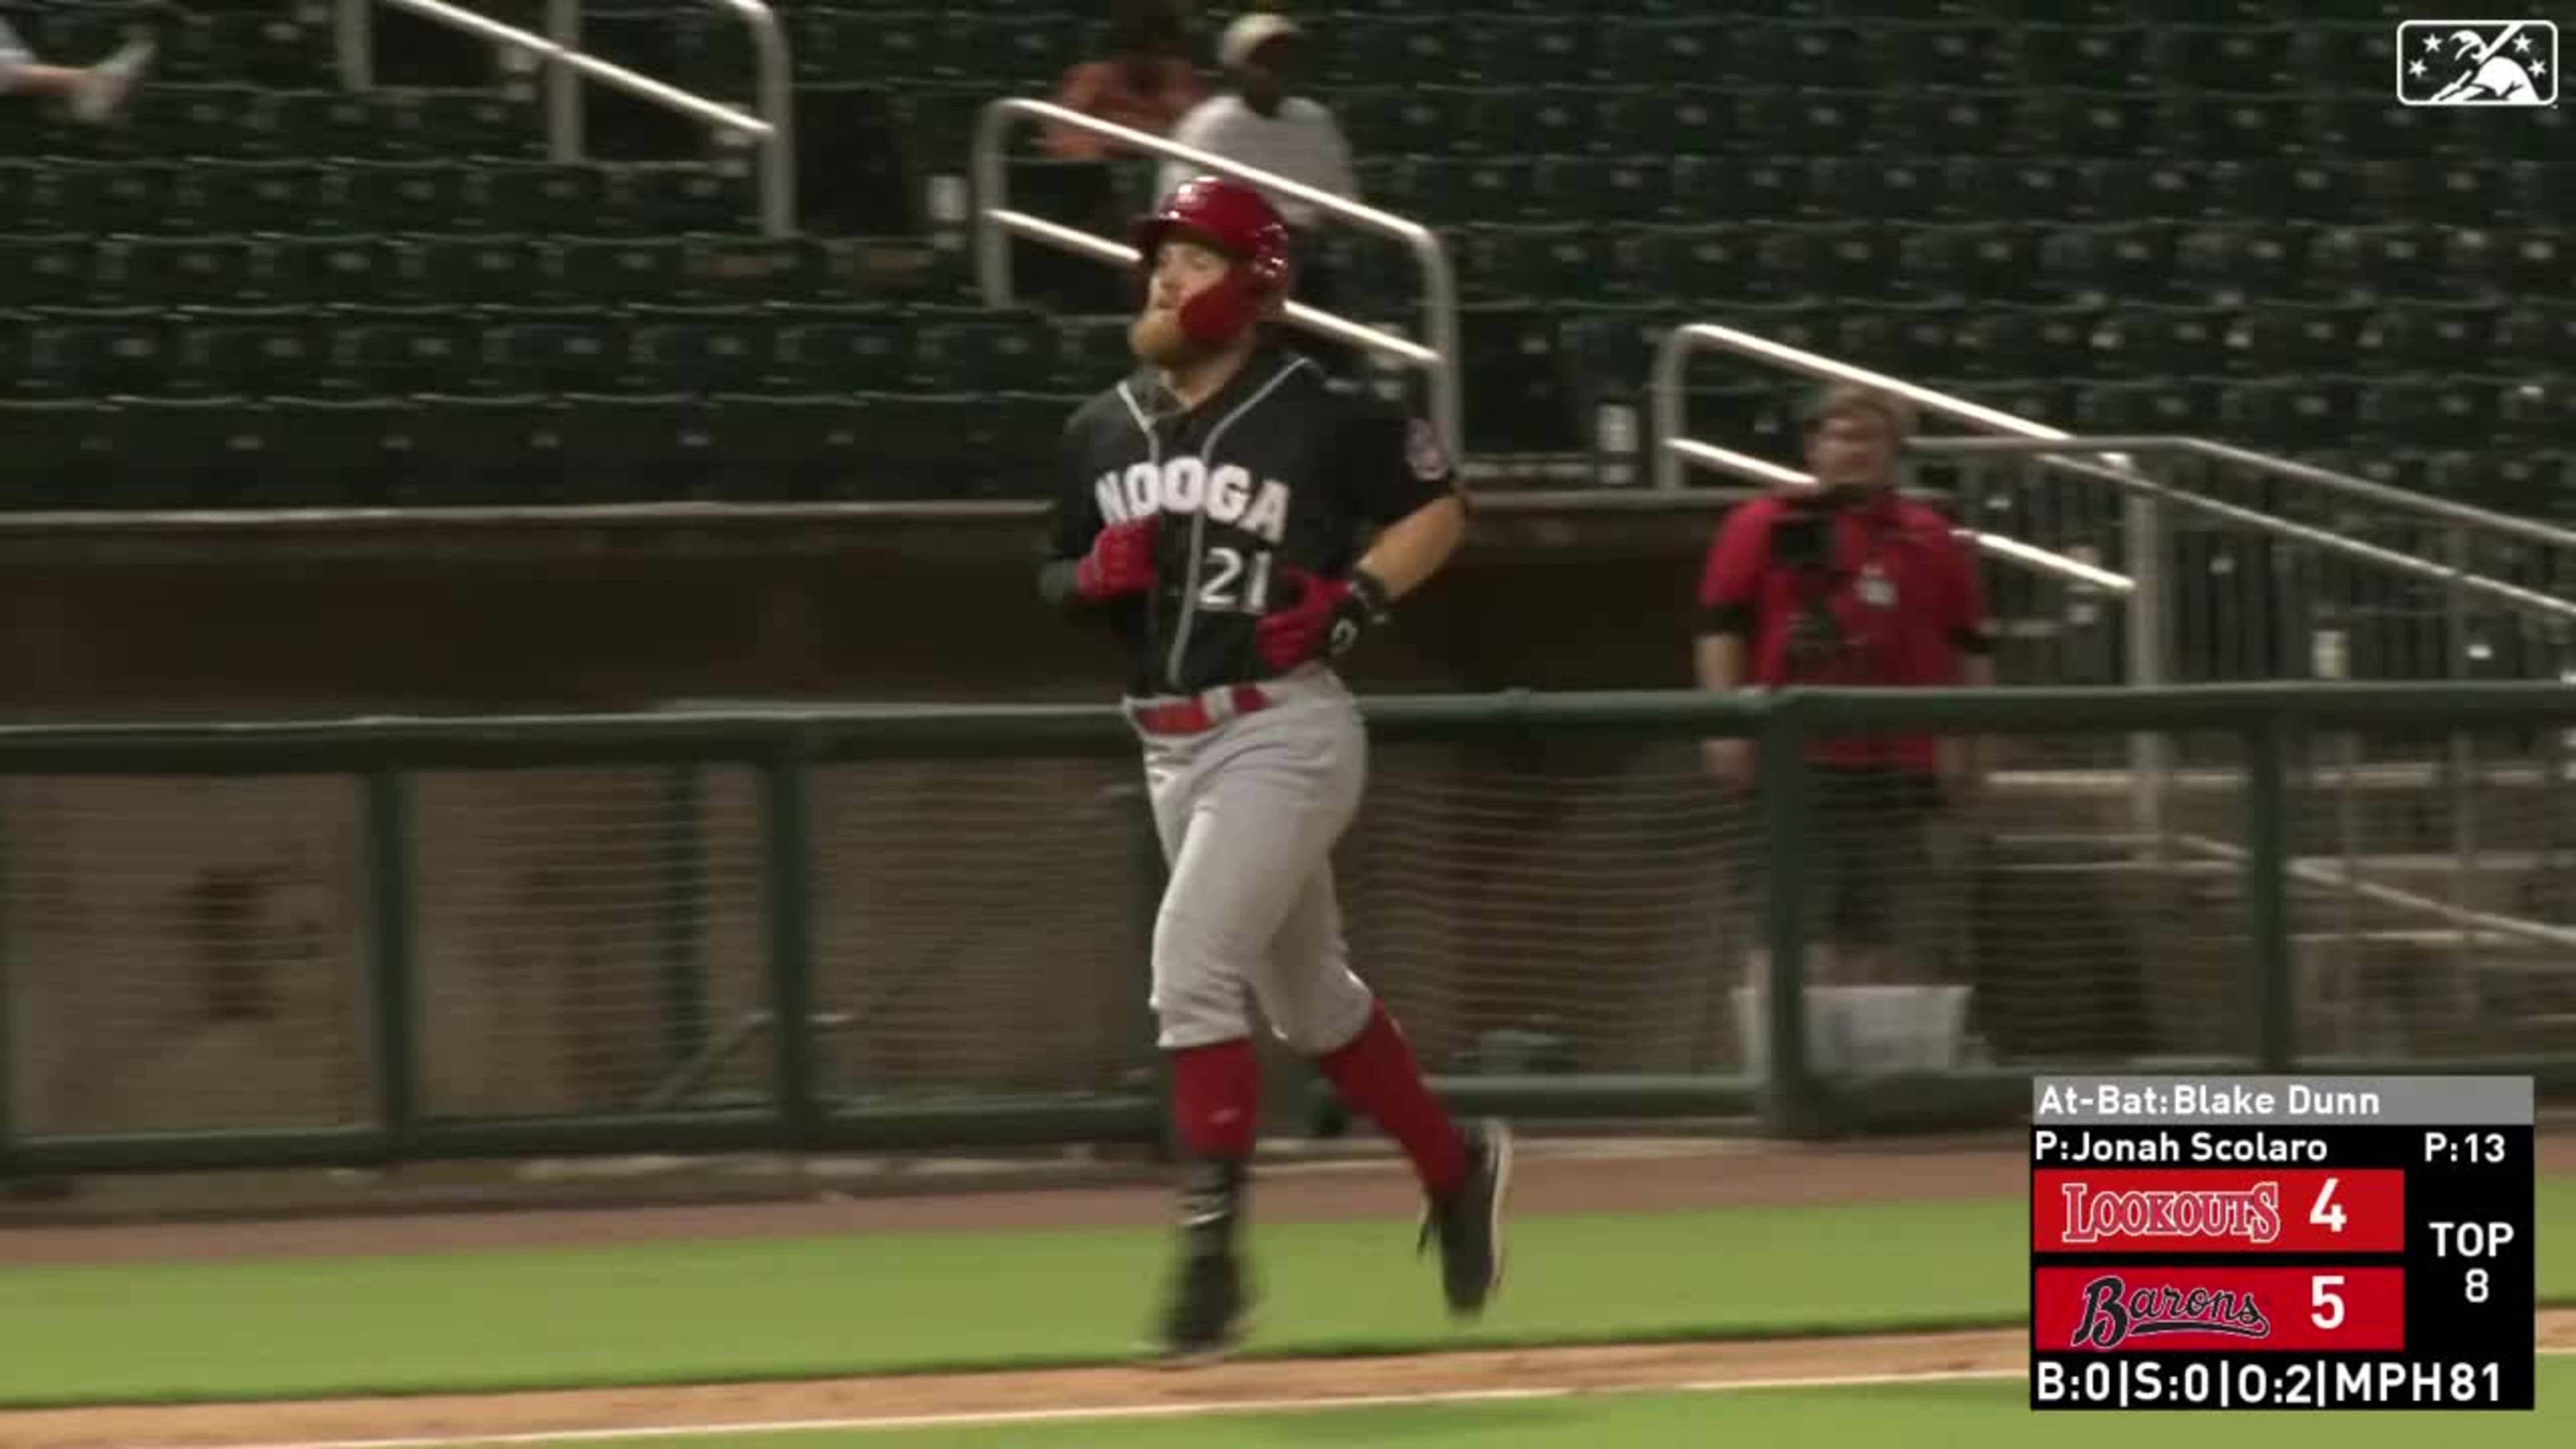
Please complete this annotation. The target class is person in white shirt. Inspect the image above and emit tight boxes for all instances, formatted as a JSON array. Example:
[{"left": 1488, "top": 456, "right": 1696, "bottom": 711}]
[
  {"left": 1159, "top": 12, "right": 1363, "bottom": 375},
  {"left": 0, "top": 20, "right": 152, "bottom": 124}
]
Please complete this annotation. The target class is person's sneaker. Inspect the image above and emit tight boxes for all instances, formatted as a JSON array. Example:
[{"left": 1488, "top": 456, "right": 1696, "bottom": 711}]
[
  {"left": 1418, "top": 1118, "right": 1513, "bottom": 1319},
  {"left": 69, "top": 38, "right": 155, "bottom": 124},
  {"left": 1147, "top": 1251, "right": 1250, "bottom": 1367}
]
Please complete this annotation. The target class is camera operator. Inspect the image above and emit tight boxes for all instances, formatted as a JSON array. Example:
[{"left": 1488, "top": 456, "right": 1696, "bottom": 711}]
[{"left": 1692, "top": 383, "right": 1995, "bottom": 990}]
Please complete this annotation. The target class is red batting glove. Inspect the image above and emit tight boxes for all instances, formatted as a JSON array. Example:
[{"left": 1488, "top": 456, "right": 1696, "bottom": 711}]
[
  {"left": 1074, "top": 516, "right": 1158, "bottom": 600},
  {"left": 1255, "top": 567, "right": 1386, "bottom": 671}
]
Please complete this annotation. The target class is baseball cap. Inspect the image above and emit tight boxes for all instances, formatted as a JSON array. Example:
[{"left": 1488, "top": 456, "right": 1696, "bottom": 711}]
[{"left": 1217, "top": 12, "right": 1304, "bottom": 69}]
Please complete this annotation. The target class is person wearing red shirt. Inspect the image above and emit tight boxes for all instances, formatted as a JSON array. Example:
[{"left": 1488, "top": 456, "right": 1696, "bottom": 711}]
[{"left": 1694, "top": 383, "right": 1994, "bottom": 992}]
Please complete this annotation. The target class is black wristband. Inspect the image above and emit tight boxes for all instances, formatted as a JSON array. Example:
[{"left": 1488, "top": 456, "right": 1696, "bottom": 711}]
[{"left": 1348, "top": 567, "right": 1394, "bottom": 624}]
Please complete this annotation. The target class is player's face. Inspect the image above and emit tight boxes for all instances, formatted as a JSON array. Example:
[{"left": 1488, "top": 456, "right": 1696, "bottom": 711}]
[
  {"left": 1130, "top": 237, "right": 1236, "bottom": 366},
  {"left": 1807, "top": 411, "right": 1899, "bottom": 492}
]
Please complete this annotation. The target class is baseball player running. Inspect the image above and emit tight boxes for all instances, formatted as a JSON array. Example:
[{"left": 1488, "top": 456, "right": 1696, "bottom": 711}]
[{"left": 1038, "top": 175, "right": 1510, "bottom": 1365}]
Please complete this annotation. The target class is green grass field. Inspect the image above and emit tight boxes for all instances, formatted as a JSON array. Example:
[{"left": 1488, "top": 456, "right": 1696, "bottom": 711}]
[{"left": 9, "top": 1174, "right": 2571, "bottom": 1442}]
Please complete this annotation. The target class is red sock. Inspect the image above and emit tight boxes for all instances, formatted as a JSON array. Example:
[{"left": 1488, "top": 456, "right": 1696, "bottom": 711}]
[
  {"left": 1316, "top": 1002, "right": 1469, "bottom": 1195},
  {"left": 1169, "top": 1038, "right": 1260, "bottom": 1160}
]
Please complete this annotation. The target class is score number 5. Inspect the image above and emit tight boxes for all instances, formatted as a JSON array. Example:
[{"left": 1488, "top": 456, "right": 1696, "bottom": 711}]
[{"left": 2308, "top": 1178, "right": 2349, "bottom": 1329}]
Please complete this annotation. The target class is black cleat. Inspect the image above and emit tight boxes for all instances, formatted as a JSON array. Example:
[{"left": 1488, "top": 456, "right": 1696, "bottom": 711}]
[
  {"left": 1148, "top": 1251, "right": 1250, "bottom": 1367},
  {"left": 1418, "top": 1118, "right": 1513, "bottom": 1320}
]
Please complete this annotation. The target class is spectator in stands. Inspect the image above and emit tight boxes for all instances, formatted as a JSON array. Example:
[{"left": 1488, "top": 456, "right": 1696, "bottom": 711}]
[
  {"left": 1693, "top": 384, "right": 1995, "bottom": 995},
  {"left": 1159, "top": 11, "right": 1363, "bottom": 375},
  {"left": 0, "top": 21, "right": 150, "bottom": 124},
  {"left": 1041, "top": 0, "right": 1210, "bottom": 163}
]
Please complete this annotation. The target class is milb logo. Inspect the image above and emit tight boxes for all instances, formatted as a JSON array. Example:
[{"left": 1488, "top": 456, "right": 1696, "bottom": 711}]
[{"left": 2396, "top": 20, "right": 2558, "bottom": 106}]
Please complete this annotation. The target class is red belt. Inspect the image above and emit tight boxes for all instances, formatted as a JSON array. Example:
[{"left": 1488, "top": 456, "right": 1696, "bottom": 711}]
[{"left": 1128, "top": 683, "right": 1270, "bottom": 735}]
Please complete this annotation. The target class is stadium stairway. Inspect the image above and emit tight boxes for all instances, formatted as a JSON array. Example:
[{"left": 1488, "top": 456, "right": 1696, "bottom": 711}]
[{"left": 0, "top": 2, "right": 2568, "bottom": 512}]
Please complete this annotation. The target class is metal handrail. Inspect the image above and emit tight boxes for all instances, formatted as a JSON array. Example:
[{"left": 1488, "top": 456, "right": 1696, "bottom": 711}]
[
  {"left": 1907, "top": 436, "right": 2576, "bottom": 624},
  {"left": 337, "top": 0, "right": 796, "bottom": 236},
  {"left": 972, "top": 98, "right": 1462, "bottom": 461},
  {"left": 1668, "top": 438, "right": 2135, "bottom": 596},
  {"left": 1915, "top": 434, "right": 2576, "bottom": 553}
]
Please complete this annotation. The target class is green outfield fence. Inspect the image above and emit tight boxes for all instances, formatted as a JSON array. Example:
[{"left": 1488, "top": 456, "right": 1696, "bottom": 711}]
[{"left": 2, "top": 681, "right": 2574, "bottom": 1179}]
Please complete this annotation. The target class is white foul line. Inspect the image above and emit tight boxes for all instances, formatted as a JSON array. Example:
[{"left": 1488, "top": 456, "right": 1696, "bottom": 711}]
[{"left": 123, "top": 1367, "right": 2027, "bottom": 1449}]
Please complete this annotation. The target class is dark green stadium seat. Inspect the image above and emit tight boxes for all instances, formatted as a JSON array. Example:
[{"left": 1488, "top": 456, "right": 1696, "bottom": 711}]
[
  {"left": 1531, "top": 156, "right": 1671, "bottom": 225},
  {"left": 335, "top": 305, "right": 485, "bottom": 394},
  {"left": 548, "top": 395, "right": 717, "bottom": 502},
  {"left": 1759, "top": 223, "right": 1908, "bottom": 301},
  {"left": 2292, "top": 25, "right": 2398, "bottom": 93},
  {"left": 2075, "top": 380, "right": 2211, "bottom": 434},
  {"left": 2074, "top": 160, "right": 2207, "bottom": 222},
  {"left": 131, "top": 87, "right": 289, "bottom": 158},
  {"left": 702, "top": 393, "right": 872, "bottom": 500},
  {"left": 1881, "top": 91, "right": 2023, "bottom": 158},
  {"left": 1943, "top": 158, "right": 2082, "bottom": 223},
  {"left": 1675, "top": 147, "right": 1811, "bottom": 220},
  {"left": 0, "top": 236, "right": 108, "bottom": 308},
  {"left": 30, "top": 306, "right": 174, "bottom": 398},
  {"left": 1899, "top": 224, "right": 2051, "bottom": 304},
  {"left": 382, "top": 90, "right": 543, "bottom": 159},
  {"left": 2495, "top": 382, "right": 2571, "bottom": 449},
  {"left": 187, "top": 161, "right": 337, "bottom": 233},
  {"left": 1328, "top": 19, "right": 1464, "bottom": 88},
  {"left": 2177, "top": 225, "right": 2311, "bottom": 302},
  {"left": 0, "top": 400, "right": 116, "bottom": 504},
  {"left": 1353, "top": 156, "right": 1421, "bottom": 217},
  {"left": 1731, "top": 90, "right": 1874, "bottom": 156},
  {"left": 1601, "top": 19, "right": 1727, "bottom": 87},
  {"left": 2021, "top": 92, "right": 2162, "bottom": 158},
  {"left": 110, "top": 236, "right": 255, "bottom": 308},
  {"left": 1052, "top": 318, "right": 1134, "bottom": 392},
  {"left": 1953, "top": 307, "right": 2094, "bottom": 379},
  {"left": 1465, "top": 18, "right": 1598, "bottom": 86},
  {"left": 837, "top": 392, "right": 1059, "bottom": 501},
  {"left": 681, "top": 235, "right": 833, "bottom": 307},
  {"left": 2306, "top": 225, "right": 2448, "bottom": 301},
  {"left": 1809, "top": 158, "right": 1946, "bottom": 220},
  {"left": 2354, "top": 304, "right": 2499, "bottom": 371},
  {"left": 2221, "top": 377, "right": 2362, "bottom": 450},
  {"left": 2148, "top": 26, "right": 2296, "bottom": 91},
  {"left": 947, "top": 15, "right": 1066, "bottom": 92},
  {"left": 2368, "top": 377, "right": 2504, "bottom": 448},
  {"left": 2210, "top": 160, "right": 2360, "bottom": 224},
  {"left": 1336, "top": 88, "right": 1475, "bottom": 159},
  {"left": 259, "top": 234, "right": 408, "bottom": 305},
  {"left": 469, "top": 162, "right": 613, "bottom": 233},
  {"left": 606, "top": 164, "right": 755, "bottom": 234},
  {"left": 1458, "top": 87, "right": 1594, "bottom": 157},
  {"left": 2504, "top": 163, "right": 2569, "bottom": 224},
  {"left": 0, "top": 161, "right": 46, "bottom": 225},
  {"left": 1407, "top": 159, "right": 1540, "bottom": 223},
  {"left": 405, "top": 234, "right": 550, "bottom": 308},
  {"left": 337, "top": 161, "right": 476, "bottom": 232},
  {"left": 2223, "top": 304, "right": 2369, "bottom": 374},
  {"left": 1456, "top": 304, "right": 1573, "bottom": 455},
  {"left": 917, "top": 315, "right": 1059, "bottom": 393},
  {"left": 46, "top": 162, "right": 190, "bottom": 235},
  {"left": 1598, "top": 88, "right": 1737, "bottom": 158},
  {"left": 628, "top": 304, "right": 781, "bottom": 393},
  {"left": 2170, "top": 96, "right": 2308, "bottom": 161},
  {"left": 2497, "top": 306, "right": 2576, "bottom": 371},
  {"left": 2015, "top": 27, "right": 2151, "bottom": 91},
  {"left": 2443, "top": 229, "right": 2565, "bottom": 294},
  {"left": 409, "top": 394, "right": 563, "bottom": 504},
  {"left": 772, "top": 304, "right": 924, "bottom": 392},
  {"left": 2039, "top": 223, "right": 2178, "bottom": 301},
  {"left": 105, "top": 395, "right": 272, "bottom": 507},
  {"left": 1879, "top": 24, "right": 2018, "bottom": 89},
  {"left": 1462, "top": 226, "right": 1626, "bottom": 306},
  {"left": 266, "top": 396, "right": 427, "bottom": 505},
  {"left": 1838, "top": 305, "right": 1970, "bottom": 378},
  {"left": 1627, "top": 225, "right": 1759, "bottom": 301},
  {"left": 210, "top": 11, "right": 334, "bottom": 89},
  {"left": 480, "top": 308, "right": 632, "bottom": 394},
  {"left": 546, "top": 237, "right": 691, "bottom": 305},
  {"left": 1732, "top": 23, "right": 1871, "bottom": 88},
  {"left": 2085, "top": 307, "right": 2229, "bottom": 376}
]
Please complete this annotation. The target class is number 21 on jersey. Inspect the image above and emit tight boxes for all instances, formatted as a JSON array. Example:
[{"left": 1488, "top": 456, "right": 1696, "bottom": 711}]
[{"left": 1197, "top": 546, "right": 1273, "bottom": 614}]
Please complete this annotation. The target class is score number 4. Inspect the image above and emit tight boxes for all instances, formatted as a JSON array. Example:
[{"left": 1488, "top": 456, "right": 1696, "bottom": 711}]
[{"left": 2308, "top": 1178, "right": 2348, "bottom": 1329}]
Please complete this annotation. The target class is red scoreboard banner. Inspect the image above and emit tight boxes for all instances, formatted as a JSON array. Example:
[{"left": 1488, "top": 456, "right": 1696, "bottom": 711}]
[
  {"left": 2035, "top": 1265, "right": 2408, "bottom": 1352},
  {"left": 2033, "top": 1169, "right": 2406, "bottom": 1254}
]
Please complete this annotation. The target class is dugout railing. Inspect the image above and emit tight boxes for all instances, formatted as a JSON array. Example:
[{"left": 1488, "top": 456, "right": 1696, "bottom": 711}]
[
  {"left": 2, "top": 682, "right": 2573, "bottom": 1182},
  {"left": 336, "top": 0, "right": 796, "bottom": 235}
]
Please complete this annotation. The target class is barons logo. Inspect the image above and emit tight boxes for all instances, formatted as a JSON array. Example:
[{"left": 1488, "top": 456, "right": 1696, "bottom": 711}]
[
  {"left": 2061, "top": 1181, "right": 2283, "bottom": 1246},
  {"left": 2073, "top": 1274, "right": 2272, "bottom": 1349}
]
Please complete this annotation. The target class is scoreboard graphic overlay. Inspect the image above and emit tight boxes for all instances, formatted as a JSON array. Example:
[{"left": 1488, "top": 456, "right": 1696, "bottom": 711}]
[{"left": 2031, "top": 1075, "right": 2534, "bottom": 1410}]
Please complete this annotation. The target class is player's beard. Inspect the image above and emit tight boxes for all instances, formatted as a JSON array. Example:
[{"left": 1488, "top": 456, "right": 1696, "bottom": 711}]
[{"left": 1128, "top": 305, "right": 1208, "bottom": 369}]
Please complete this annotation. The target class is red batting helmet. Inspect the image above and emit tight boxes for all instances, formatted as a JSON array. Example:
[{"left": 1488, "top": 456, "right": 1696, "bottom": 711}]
[{"left": 1132, "top": 175, "right": 1293, "bottom": 347}]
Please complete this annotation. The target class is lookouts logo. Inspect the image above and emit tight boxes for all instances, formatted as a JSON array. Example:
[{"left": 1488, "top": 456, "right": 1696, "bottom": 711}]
[{"left": 2059, "top": 1181, "right": 2283, "bottom": 1247}]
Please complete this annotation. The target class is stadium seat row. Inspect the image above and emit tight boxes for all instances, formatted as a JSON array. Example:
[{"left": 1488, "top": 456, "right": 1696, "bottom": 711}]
[{"left": 0, "top": 158, "right": 762, "bottom": 235}]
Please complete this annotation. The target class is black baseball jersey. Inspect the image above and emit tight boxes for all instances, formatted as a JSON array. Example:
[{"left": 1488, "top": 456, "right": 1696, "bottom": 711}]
[{"left": 1040, "top": 342, "right": 1460, "bottom": 698}]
